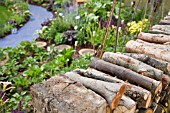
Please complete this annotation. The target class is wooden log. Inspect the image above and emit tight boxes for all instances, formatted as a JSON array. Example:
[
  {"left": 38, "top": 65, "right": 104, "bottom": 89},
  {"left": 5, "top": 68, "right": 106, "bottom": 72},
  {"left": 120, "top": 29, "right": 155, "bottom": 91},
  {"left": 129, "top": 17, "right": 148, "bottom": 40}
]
[
  {"left": 89, "top": 58, "right": 162, "bottom": 95},
  {"left": 138, "top": 32, "right": 170, "bottom": 44},
  {"left": 124, "top": 53, "right": 170, "bottom": 89},
  {"left": 102, "top": 52, "right": 163, "bottom": 80},
  {"left": 150, "top": 102, "right": 158, "bottom": 113},
  {"left": 164, "top": 16, "right": 170, "bottom": 20},
  {"left": 123, "top": 53, "right": 170, "bottom": 74},
  {"left": 160, "top": 93, "right": 169, "bottom": 106},
  {"left": 162, "top": 74, "right": 170, "bottom": 89},
  {"left": 154, "top": 95, "right": 161, "bottom": 103},
  {"left": 136, "top": 39, "right": 170, "bottom": 51},
  {"left": 152, "top": 25, "right": 170, "bottom": 33},
  {"left": 166, "top": 86, "right": 170, "bottom": 95},
  {"left": 159, "top": 20, "right": 170, "bottom": 25},
  {"left": 160, "top": 91, "right": 167, "bottom": 102},
  {"left": 126, "top": 40, "right": 170, "bottom": 62},
  {"left": 138, "top": 108, "right": 153, "bottom": 113},
  {"left": 65, "top": 72, "right": 136, "bottom": 112},
  {"left": 148, "top": 29, "right": 170, "bottom": 35},
  {"left": 74, "top": 68, "right": 152, "bottom": 108},
  {"left": 155, "top": 104, "right": 164, "bottom": 113},
  {"left": 30, "top": 75, "right": 108, "bottom": 113}
]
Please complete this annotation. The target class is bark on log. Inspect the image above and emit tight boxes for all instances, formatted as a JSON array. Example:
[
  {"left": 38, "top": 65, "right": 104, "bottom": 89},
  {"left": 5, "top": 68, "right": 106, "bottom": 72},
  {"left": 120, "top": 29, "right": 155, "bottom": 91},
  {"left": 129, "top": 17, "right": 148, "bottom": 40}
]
[
  {"left": 150, "top": 102, "right": 158, "bottom": 113},
  {"left": 154, "top": 95, "right": 161, "bottom": 103},
  {"left": 155, "top": 104, "right": 164, "bottom": 113},
  {"left": 159, "top": 20, "right": 170, "bottom": 25},
  {"left": 89, "top": 58, "right": 162, "bottom": 95},
  {"left": 166, "top": 86, "right": 170, "bottom": 95},
  {"left": 136, "top": 39, "right": 170, "bottom": 51},
  {"left": 160, "top": 91, "right": 167, "bottom": 102},
  {"left": 126, "top": 40, "right": 170, "bottom": 62},
  {"left": 65, "top": 72, "right": 136, "bottom": 112},
  {"left": 102, "top": 52, "right": 163, "bottom": 80},
  {"left": 152, "top": 25, "right": 170, "bottom": 33},
  {"left": 138, "top": 108, "right": 153, "bottom": 113},
  {"left": 74, "top": 68, "right": 151, "bottom": 108},
  {"left": 164, "top": 16, "right": 170, "bottom": 20},
  {"left": 149, "top": 29, "right": 170, "bottom": 35},
  {"left": 123, "top": 53, "right": 170, "bottom": 74},
  {"left": 31, "top": 75, "right": 107, "bottom": 113},
  {"left": 162, "top": 74, "right": 170, "bottom": 89},
  {"left": 138, "top": 32, "right": 170, "bottom": 44}
]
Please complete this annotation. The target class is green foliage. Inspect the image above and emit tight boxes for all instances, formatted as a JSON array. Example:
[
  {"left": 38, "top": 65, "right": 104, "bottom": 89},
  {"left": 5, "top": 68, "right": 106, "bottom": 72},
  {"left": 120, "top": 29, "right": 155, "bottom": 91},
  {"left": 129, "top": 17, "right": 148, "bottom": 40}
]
[
  {"left": 0, "top": 40, "right": 91, "bottom": 112},
  {"left": 54, "top": 33, "right": 65, "bottom": 44},
  {"left": 37, "top": 17, "right": 71, "bottom": 41},
  {"left": 0, "top": 0, "right": 30, "bottom": 37}
]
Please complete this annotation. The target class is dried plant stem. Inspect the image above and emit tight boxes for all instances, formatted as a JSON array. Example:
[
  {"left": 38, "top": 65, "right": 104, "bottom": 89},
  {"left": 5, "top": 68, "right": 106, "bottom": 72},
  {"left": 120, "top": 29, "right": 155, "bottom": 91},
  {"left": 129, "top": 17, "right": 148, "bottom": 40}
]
[
  {"left": 99, "top": 0, "right": 117, "bottom": 58},
  {"left": 141, "top": 0, "right": 150, "bottom": 31},
  {"left": 114, "top": 0, "right": 123, "bottom": 53},
  {"left": 149, "top": 0, "right": 155, "bottom": 28}
]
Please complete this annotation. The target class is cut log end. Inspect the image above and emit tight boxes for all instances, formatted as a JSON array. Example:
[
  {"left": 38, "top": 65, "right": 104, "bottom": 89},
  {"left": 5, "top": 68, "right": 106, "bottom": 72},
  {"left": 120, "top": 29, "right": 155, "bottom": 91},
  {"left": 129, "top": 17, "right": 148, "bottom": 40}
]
[
  {"left": 112, "top": 84, "right": 126, "bottom": 109},
  {"left": 167, "top": 63, "right": 170, "bottom": 72},
  {"left": 154, "top": 82, "right": 162, "bottom": 95},
  {"left": 145, "top": 93, "right": 152, "bottom": 108}
]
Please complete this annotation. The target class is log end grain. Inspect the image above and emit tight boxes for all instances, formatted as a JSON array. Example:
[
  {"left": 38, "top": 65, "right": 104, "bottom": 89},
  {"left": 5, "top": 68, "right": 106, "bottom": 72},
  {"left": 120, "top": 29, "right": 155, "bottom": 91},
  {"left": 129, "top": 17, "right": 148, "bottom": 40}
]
[{"left": 31, "top": 75, "right": 107, "bottom": 113}]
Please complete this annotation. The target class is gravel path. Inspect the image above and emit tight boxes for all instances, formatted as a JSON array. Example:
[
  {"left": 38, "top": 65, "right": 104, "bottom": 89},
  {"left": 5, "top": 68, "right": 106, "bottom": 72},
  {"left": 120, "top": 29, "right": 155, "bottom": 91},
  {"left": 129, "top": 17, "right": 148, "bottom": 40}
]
[{"left": 0, "top": 4, "right": 53, "bottom": 48}]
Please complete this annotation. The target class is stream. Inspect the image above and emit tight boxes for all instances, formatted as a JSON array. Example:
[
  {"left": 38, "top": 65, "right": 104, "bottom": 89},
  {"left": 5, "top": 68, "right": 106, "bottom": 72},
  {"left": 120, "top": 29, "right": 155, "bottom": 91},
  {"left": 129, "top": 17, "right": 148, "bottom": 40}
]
[{"left": 0, "top": 4, "right": 53, "bottom": 48}]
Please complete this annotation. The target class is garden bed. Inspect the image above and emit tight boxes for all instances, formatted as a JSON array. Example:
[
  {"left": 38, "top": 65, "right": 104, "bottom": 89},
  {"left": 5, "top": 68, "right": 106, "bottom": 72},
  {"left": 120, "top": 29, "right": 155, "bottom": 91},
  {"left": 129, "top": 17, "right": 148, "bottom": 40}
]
[
  {"left": 0, "top": 0, "right": 168, "bottom": 112},
  {"left": 0, "top": 1, "right": 31, "bottom": 38}
]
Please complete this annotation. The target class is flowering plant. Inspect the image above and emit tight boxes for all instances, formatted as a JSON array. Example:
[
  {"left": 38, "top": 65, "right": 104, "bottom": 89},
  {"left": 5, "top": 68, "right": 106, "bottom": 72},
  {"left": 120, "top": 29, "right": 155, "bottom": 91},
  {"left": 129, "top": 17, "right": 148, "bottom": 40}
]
[{"left": 127, "top": 19, "right": 149, "bottom": 35}]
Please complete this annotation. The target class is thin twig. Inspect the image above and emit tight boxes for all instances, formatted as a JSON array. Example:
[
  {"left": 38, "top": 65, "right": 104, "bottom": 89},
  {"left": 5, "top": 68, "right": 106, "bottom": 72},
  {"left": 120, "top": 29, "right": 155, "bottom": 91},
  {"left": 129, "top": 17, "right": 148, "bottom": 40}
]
[
  {"left": 161, "top": 0, "right": 165, "bottom": 19},
  {"left": 149, "top": 0, "right": 155, "bottom": 28},
  {"left": 114, "top": 0, "right": 123, "bottom": 53},
  {"left": 141, "top": 0, "right": 150, "bottom": 31},
  {"left": 99, "top": 0, "right": 117, "bottom": 58}
]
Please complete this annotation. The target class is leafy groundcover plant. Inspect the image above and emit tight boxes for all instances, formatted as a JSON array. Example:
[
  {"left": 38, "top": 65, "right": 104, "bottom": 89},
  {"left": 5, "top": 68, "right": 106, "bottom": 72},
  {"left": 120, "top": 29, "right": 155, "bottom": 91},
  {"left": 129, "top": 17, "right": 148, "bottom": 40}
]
[
  {"left": 0, "top": 40, "right": 92, "bottom": 112},
  {"left": 0, "top": 0, "right": 30, "bottom": 38}
]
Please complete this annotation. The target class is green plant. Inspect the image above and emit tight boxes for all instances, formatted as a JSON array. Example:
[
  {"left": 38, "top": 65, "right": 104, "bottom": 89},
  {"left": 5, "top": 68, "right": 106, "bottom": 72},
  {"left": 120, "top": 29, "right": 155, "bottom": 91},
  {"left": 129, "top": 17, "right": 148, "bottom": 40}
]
[
  {"left": 54, "top": 33, "right": 65, "bottom": 44},
  {"left": 127, "top": 18, "right": 150, "bottom": 35}
]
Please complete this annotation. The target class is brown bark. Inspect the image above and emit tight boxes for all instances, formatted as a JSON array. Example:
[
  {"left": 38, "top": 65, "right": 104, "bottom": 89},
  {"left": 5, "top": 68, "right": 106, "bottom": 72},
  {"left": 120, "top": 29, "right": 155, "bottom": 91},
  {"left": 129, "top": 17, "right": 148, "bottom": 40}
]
[
  {"left": 31, "top": 75, "right": 107, "bottom": 113},
  {"left": 138, "top": 32, "right": 170, "bottom": 44},
  {"left": 74, "top": 68, "right": 152, "bottom": 108},
  {"left": 154, "top": 95, "right": 161, "bottom": 103},
  {"left": 124, "top": 53, "right": 170, "bottom": 89},
  {"left": 164, "top": 16, "right": 170, "bottom": 20},
  {"left": 155, "top": 104, "right": 163, "bottom": 113},
  {"left": 166, "top": 86, "right": 170, "bottom": 95},
  {"left": 150, "top": 102, "right": 158, "bottom": 113},
  {"left": 162, "top": 74, "right": 170, "bottom": 89},
  {"left": 152, "top": 25, "right": 170, "bottom": 33},
  {"left": 89, "top": 58, "right": 162, "bottom": 95},
  {"left": 102, "top": 52, "right": 163, "bottom": 80},
  {"left": 159, "top": 20, "right": 170, "bottom": 25},
  {"left": 65, "top": 72, "right": 136, "bottom": 112},
  {"left": 160, "top": 93, "right": 169, "bottom": 107},
  {"left": 123, "top": 53, "right": 170, "bottom": 74},
  {"left": 126, "top": 40, "right": 170, "bottom": 62},
  {"left": 159, "top": 91, "right": 167, "bottom": 102},
  {"left": 138, "top": 108, "right": 153, "bottom": 113},
  {"left": 136, "top": 39, "right": 170, "bottom": 51}
]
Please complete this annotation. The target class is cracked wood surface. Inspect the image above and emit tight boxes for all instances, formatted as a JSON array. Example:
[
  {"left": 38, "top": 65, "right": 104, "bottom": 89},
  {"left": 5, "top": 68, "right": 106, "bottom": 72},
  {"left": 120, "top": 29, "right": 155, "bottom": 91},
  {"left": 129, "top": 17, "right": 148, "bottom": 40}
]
[
  {"left": 65, "top": 71, "right": 136, "bottom": 113},
  {"left": 74, "top": 68, "right": 151, "bottom": 108},
  {"left": 90, "top": 58, "right": 162, "bottom": 95},
  {"left": 31, "top": 75, "right": 107, "bottom": 113},
  {"left": 102, "top": 52, "right": 163, "bottom": 81}
]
